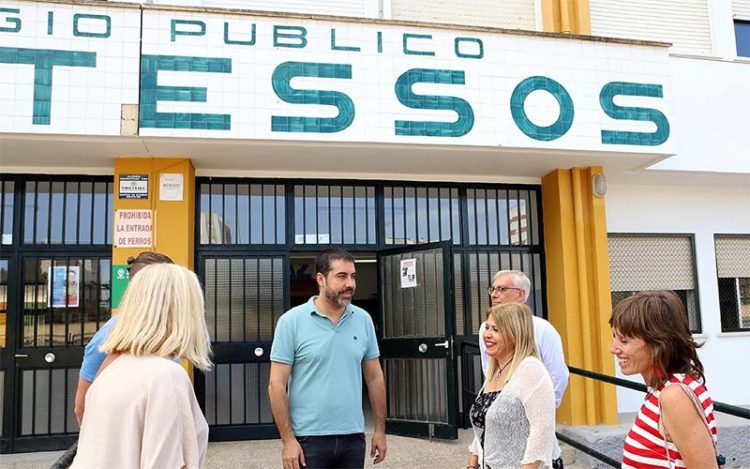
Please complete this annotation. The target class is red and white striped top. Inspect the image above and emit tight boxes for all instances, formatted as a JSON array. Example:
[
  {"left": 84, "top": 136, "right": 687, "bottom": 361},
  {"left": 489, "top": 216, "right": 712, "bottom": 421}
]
[{"left": 622, "top": 373, "right": 717, "bottom": 468}]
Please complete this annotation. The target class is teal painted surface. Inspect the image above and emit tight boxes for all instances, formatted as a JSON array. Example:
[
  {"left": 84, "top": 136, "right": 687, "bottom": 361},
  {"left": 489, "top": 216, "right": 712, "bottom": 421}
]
[
  {"left": 600, "top": 82, "right": 670, "bottom": 146},
  {"left": 510, "top": 76, "right": 574, "bottom": 141},
  {"left": 271, "top": 61, "right": 354, "bottom": 133},
  {"left": 331, "top": 29, "right": 361, "bottom": 52},
  {"left": 403, "top": 34, "right": 435, "bottom": 56},
  {"left": 394, "top": 68, "right": 474, "bottom": 137},
  {"left": 0, "top": 47, "right": 96, "bottom": 125},
  {"left": 47, "top": 11, "right": 53, "bottom": 35},
  {"left": 377, "top": 31, "right": 383, "bottom": 53},
  {"left": 140, "top": 54, "right": 232, "bottom": 130},
  {"left": 171, "top": 19, "right": 205, "bottom": 41},
  {"left": 454, "top": 37, "right": 483, "bottom": 59},
  {"left": 73, "top": 14, "right": 111, "bottom": 39},
  {"left": 274, "top": 26, "right": 307, "bottom": 48},
  {"left": 224, "top": 22, "right": 256, "bottom": 45},
  {"left": 0, "top": 8, "right": 21, "bottom": 33}
]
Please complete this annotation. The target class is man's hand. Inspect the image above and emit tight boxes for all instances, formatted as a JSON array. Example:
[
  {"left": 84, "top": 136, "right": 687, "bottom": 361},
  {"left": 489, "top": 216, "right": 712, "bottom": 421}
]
[
  {"left": 370, "top": 431, "right": 387, "bottom": 464},
  {"left": 282, "top": 438, "right": 306, "bottom": 469}
]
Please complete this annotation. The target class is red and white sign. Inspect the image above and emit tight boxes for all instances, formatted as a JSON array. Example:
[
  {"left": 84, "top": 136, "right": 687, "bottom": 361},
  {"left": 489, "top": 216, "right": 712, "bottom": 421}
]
[{"left": 114, "top": 209, "right": 153, "bottom": 248}]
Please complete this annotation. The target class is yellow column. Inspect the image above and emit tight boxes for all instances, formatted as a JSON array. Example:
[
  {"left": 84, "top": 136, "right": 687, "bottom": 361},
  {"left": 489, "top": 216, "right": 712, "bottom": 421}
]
[
  {"left": 112, "top": 158, "right": 195, "bottom": 269},
  {"left": 542, "top": 167, "right": 617, "bottom": 425},
  {"left": 541, "top": 0, "right": 592, "bottom": 35},
  {"left": 112, "top": 158, "right": 195, "bottom": 375}
]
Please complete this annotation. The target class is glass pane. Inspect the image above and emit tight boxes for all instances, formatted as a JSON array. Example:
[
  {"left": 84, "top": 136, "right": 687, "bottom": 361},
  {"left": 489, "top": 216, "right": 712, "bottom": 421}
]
[
  {"left": 49, "top": 182, "right": 65, "bottom": 244},
  {"left": 330, "top": 186, "right": 342, "bottom": 244},
  {"left": 318, "top": 186, "right": 330, "bottom": 244},
  {"left": 251, "top": 185, "right": 264, "bottom": 244},
  {"left": 342, "top": 186, "right": 354, "bottom": 244},
  {"left": 199, "top": 184, "right": 210, "bottom": 244},
  {"left": 210, "top": 184, "right": 224, "bottom": 244},
  {"left": 78, "top": 182, "right": 93, "bottom": 245},
  {"left": 0, "top": 259, "right": 7, "bottom": 348},
  {"left": 275, "top": 185, "right": 285, "bottom": 244},
  {"left": 224, "top": 184, "right": 237, "bottom": 245},
  {"left": 303, "top": 185, "right": 316, "bottom": 244},
  {"left": 428, "top": 187, "right": 440, "bottom": 242},
  {"left": 24, "top": 181, "right": 35, "bottom": 244},
  {"left": 237, "top": 184, "right": 250, "bottom": 244},
  {"left": 416, "top": 187, "right": 427, "bottom": 243},
  {"left": 405, "top": 187, "right": 416, "bottom": 244},
  {"left": 92, "top": 182, "right": 107, "bottom": 244},
  {"left": 263, "top": 185, "right": 276, "bottom": 244},
  {"left": 1, "top": 181, "right": 14, "bottom": 245},
  {"left": 64, "top": 182, "right": 79, "bottom": 244},
  {"left": 367, "top": 186, "right": 376, "bottom": 244},
  {"left": 354, "top": 186, "right": 366, "bottom": 244},
  {"left": 35, "top": 181, "right": 50, "bottom": 244}
]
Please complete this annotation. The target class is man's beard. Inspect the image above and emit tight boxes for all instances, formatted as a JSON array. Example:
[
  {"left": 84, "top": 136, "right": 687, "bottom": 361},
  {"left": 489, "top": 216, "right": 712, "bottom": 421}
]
[{"left": 324, "top": 287, "right": 354, "bottom": 307}]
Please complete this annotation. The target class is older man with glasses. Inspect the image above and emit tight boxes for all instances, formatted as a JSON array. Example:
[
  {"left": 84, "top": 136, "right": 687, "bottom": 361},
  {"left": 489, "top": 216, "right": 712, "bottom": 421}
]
[{"left": 476, "top": 270, "right": 569, "bottom": 468}]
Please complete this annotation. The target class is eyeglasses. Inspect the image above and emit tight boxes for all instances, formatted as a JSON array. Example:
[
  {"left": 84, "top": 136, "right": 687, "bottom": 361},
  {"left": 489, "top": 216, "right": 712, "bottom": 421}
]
[{"left": 487, "top": 285, "right": 521, "bottom": 295}]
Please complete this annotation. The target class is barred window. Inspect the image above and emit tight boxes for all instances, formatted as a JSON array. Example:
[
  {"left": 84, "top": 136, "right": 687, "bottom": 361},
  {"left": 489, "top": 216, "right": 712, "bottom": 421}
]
[
  {"left": 608, "top": 234, "right": 700, "bottom": 332},
  {"left": 384, "top": 185, "right": 459, "bottom": 245},
  {"left": 715, "top": 235, "right": 750, "bottom": 331},
  {"left": 294, "top": 184, "right": 376, "bottom": 245}
]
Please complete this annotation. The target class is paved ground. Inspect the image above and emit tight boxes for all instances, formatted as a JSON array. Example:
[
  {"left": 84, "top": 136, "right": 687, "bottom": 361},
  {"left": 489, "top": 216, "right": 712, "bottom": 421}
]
[{"left": 0, "top": 429, "right": 588, "bottom": 469}]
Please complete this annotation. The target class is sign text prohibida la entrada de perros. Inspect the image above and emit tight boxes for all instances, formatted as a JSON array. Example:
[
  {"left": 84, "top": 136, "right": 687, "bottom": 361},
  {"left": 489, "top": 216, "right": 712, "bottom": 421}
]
[{"left": 114, "top": 209, "right": 153, "bottom": 248}]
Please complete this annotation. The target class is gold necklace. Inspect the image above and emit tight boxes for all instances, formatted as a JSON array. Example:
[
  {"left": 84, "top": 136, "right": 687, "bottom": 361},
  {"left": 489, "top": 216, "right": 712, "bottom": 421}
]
[{"left": 493, "top": 358, "right": 512, "bottom": 381}]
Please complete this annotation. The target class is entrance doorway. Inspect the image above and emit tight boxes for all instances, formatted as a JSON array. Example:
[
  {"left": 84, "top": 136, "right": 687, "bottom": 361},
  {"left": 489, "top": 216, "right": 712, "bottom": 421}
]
[{"left": 194, "top": 177, "right": 546, "bottom": 442}]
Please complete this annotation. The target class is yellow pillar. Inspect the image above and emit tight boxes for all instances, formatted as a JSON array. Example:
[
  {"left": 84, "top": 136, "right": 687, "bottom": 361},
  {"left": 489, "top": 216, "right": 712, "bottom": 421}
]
[
  {"left": 112, "top": 157, "right": 195, "bottom": 375},
  {"left": 541, "top": 0, "right": 592, "bottom": 34},
  {"left": 542, "top": 167, "right": 617, "bottom": 425}
]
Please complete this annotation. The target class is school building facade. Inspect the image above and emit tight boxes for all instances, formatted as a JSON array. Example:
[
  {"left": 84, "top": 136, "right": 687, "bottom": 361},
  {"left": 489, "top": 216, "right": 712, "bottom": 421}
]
[{"left": 0, "top": 0, "right": 748, "bottom": 454}]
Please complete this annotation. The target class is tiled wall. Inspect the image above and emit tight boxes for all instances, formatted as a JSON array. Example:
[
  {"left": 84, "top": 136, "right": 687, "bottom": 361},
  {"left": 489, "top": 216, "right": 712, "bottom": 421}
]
[{"left": 1, "top": 1, "right": 675, "bottom": 154}]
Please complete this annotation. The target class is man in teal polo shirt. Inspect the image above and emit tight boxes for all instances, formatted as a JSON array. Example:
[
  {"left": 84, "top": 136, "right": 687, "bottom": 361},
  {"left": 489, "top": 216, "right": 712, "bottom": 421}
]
[{"left": 269, "top": 248, "right": 387, "bottom": 469}]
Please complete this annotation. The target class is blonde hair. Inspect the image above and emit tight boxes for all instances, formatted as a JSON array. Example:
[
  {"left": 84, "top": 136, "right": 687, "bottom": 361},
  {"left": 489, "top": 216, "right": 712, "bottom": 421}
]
[
  {"left": 484, "top": 302, "right": 538, "bottom": 388},
  {"left": 101, "top": 263, "right": 212, "bottom": 371}
]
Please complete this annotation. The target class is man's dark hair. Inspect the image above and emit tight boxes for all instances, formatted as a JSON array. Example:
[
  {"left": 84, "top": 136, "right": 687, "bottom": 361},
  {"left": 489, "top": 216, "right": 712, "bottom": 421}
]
[
  {"left": 315, "top": 248, "right": 355, "bottom": 277},
  {"left": 127, "top": 251, "right": 175, "bottom": 277}
]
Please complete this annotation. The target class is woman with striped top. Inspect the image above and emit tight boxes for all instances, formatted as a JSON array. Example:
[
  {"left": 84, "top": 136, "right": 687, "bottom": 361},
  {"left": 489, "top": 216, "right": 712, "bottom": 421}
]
[{"left": 609, "top": 291, "right": 718, "bottom": 469}]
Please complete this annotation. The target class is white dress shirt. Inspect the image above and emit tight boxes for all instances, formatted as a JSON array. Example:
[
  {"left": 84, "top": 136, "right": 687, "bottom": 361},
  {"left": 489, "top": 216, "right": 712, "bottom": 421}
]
[{"left": 478, "top": 316, "right": 569, "bottom": 407}]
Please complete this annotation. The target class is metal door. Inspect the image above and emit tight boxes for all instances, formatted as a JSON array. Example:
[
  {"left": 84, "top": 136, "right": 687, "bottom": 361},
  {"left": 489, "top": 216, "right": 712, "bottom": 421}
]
[
  {"left": 195, "top": 254, "right": 288, "bottom": 440},
  {"left": 378, "top": 241, "right": 458, "bottom": 439},
  {"left": 6, "top": 254, "right": 111, "bottom": 452}
]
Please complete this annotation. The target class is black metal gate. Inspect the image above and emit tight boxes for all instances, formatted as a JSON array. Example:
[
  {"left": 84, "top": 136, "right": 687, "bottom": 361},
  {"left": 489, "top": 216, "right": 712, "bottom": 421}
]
[
  {"left": 0, "top": 175, "right": 113, "bottom": 453},
  {"left": 195, "top": 178, "right": 546, "bottom": 439}
]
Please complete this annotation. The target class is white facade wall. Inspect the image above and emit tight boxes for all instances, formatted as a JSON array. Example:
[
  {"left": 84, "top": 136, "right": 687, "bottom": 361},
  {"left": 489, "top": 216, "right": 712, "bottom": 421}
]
[
  {"left": 590, "top": 0, "right": 713, "bottom": 55},
  {"left": 390, "top": 0, "right": 536, "bottom": 30},
  {"left": 607, "top": 54, "right": 750, "bottom": 412},
  {"left": 606, "top": 182, "right": 750, "bottom": 412}
]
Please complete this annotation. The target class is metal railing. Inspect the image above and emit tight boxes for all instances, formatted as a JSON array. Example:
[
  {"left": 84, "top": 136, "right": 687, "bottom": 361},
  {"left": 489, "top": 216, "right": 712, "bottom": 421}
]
[{"left": 559, "top": 366, "right": 749, "bottom": 468}]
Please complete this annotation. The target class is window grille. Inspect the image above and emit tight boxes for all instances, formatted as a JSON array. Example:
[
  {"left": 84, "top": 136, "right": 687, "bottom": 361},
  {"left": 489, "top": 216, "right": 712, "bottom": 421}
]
[
  {"left": 608, "top": 234, "right": 700, "bottom": 332},
  {"left": 715, "top": 235, "right": 750, "bottom": 331}
]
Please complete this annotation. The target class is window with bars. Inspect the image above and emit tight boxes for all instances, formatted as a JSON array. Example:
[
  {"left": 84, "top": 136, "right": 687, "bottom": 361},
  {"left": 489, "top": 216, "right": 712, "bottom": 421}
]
[
  {"left": 22, "top": 180, "right": 113, "bottom": 246},
  {"left": 199, "top": 183, "right": 286, "bottom": 245},
  {"left": 715, "top": 235, "right": 750, "bottom": 331},
  {"left": 294, "top": 184, "right": 376, "bottom": 245},
  {"left": 384, "top": 186, "right": 460, "bottom": 245},
  {"left": 466, "top": 188, "right": 539, "bottom": 246},
  {"left": 608, "top": 234, "right": 700, "bottom": 332}
]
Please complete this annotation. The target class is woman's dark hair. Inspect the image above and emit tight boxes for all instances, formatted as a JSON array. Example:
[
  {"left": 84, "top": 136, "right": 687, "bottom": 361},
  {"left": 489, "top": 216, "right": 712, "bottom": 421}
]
[
  {"left": 126, "top": 252, "right": 174, "bottom": 277},
  {"left": 315, "top": 248, "right": 355, "bottom": 277},
  {"left": 609, "top": 290, "right": 704, "bottom": 389}
]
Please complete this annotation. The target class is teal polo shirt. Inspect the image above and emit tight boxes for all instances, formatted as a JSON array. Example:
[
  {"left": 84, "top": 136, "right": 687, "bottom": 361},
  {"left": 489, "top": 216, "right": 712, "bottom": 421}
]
[{"left": 270, "top": 296, "right": 380, "bottom": 436}]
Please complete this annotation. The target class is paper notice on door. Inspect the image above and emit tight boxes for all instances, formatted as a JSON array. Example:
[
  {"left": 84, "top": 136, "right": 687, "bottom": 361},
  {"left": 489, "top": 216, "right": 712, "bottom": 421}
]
[{"left": 400, "top": 258, "right": 417, "bottom": 288}]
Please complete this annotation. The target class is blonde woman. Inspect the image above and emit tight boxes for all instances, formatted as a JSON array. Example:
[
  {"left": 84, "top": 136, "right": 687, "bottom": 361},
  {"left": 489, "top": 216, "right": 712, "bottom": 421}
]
[
  {"left": 467, "top": 303, "right": 558, "bottom": 469},
  {"left": 72, "top": 264, "right": 212, "bottom": 469}
]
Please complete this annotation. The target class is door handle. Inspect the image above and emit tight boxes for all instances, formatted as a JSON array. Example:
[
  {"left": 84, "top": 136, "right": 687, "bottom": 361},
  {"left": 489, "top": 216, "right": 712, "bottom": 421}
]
[
  {"left": 14, "top": 354, "right": 29, "bottom": 358},
  {"left": 434, "top": 340, "right": 449, "bottom": 348}
]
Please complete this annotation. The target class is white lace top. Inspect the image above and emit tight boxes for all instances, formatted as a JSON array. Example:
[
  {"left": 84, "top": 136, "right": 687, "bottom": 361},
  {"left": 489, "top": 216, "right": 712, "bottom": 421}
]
[{"left": 469, "top": 356, "right": 558, "bottom": 469}]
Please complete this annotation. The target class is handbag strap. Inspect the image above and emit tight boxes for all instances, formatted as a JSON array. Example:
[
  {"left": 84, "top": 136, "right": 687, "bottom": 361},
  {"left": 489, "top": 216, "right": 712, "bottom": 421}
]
[{"left": 658, "top": 381, "right": 717, "bottom": 468}]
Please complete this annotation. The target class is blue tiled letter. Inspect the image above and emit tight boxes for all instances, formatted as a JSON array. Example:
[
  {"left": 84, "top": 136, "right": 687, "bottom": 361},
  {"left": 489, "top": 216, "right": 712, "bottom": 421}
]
[
  {"left": 271, "top": 61, "right": 354, "bottom": 133},
  {"left": 510, "top": 76, "right": 574, "bottom": 141},
  {"left": 394, "top": 68, "right": 474, "bottom": 137},
  {"left": 0, "top": 47, "right": 96, "bottom": 125},
  {"left": 600, "top": 82, "right": 670, "bottom": 146},
  {"left": 140, "top": 55, "right": 232, "bottom": 130}
]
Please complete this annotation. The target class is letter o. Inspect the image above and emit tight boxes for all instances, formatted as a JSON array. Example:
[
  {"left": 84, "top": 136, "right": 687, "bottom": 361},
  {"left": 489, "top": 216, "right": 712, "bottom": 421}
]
[{"left": 510, "top": 76, "right": 574, "bottom": 141}]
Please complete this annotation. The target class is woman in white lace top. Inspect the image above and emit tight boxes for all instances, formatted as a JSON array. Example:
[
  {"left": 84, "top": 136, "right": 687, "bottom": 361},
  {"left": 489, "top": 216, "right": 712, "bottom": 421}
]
[{"left": 467, "top": 303, "right": 558, "bottom": 469}]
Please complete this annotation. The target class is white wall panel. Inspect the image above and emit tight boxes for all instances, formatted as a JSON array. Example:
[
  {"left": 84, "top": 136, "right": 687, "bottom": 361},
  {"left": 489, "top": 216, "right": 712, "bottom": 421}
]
[
  {"left": 390, "top": 0, "right": 536, "bottom": 30},
  {"left": 606, "top": 182, "right": 750, "bottom": 412},
  {"left": 734, "top": 0, "right": 750, "bottom": 20},
  {"left": 590, "top": 0, "right": 713, "bottom": 55}
]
